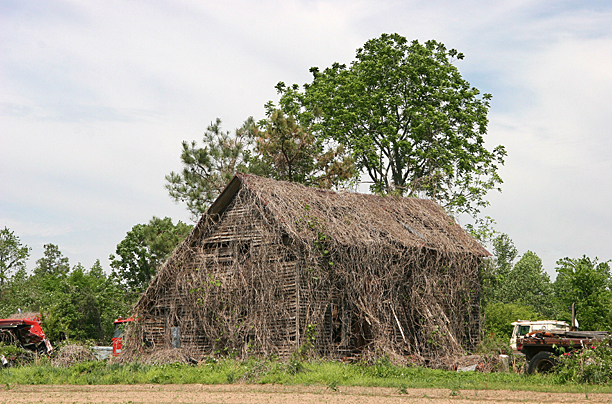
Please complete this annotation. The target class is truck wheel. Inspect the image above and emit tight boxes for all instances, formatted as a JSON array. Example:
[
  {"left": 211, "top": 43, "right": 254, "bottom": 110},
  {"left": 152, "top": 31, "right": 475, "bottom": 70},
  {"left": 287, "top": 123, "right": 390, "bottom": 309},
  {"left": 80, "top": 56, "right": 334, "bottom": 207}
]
[{"left": 527, "top": 351, "right": 557, "bottom": 374}]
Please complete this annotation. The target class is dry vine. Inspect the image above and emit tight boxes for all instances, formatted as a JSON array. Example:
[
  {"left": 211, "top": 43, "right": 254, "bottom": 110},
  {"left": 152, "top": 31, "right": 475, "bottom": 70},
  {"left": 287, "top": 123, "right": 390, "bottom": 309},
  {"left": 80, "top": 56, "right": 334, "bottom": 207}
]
[{"left": 123, "top": 174, "right": 488, "bottom": 362}]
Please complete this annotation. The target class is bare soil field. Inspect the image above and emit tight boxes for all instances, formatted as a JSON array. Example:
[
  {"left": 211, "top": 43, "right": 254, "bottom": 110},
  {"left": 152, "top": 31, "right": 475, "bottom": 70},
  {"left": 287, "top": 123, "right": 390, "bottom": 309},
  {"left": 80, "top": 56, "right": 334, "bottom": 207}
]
[{"left": 2, "top": 384, "right": 611, "bottom": 404}]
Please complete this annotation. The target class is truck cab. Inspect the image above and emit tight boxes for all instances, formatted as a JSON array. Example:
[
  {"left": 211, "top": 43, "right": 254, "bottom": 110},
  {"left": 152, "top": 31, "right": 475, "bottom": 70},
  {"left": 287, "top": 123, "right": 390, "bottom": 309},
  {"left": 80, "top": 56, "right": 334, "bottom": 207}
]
[
  {"left": 111, "top": 317, "right": 133, "bottom": 356},
  {"left": 510, "top": 320, "right": 569, "bottom": 351}
]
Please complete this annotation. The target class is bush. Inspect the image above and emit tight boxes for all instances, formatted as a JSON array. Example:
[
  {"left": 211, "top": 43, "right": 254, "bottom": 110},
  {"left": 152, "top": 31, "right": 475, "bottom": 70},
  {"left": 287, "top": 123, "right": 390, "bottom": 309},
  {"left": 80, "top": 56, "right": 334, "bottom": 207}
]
[
  {"left": 555, "top": 338, "right": 612, "bottom": 384},
  {"left": 483, "top": 302, "right": 541, "bottom": 341},
  {"left": 0, "top": 342, "right": 36, "bottom": 367},
  {"left": 476, "top": 333, "right": 512, "bottom": 356}
]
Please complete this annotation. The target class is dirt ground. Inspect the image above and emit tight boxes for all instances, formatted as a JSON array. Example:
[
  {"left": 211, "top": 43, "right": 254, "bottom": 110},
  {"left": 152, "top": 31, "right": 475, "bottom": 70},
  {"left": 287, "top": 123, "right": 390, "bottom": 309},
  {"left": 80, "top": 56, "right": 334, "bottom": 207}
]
[{"left": 2, "top": 384, "right": 611, "bottom": 404}]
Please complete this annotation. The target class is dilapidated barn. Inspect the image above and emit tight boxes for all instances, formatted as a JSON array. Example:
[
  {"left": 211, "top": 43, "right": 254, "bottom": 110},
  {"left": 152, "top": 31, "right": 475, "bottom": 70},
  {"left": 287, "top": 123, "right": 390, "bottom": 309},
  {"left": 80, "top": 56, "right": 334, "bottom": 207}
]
[{"left": 127, "top": 173, "right": 489, "bottom": 360}]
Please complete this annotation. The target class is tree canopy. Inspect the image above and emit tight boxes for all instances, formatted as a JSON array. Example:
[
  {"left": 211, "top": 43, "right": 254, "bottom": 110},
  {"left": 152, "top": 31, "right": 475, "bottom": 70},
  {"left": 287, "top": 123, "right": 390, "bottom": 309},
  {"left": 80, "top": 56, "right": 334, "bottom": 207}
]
[
  {"left": 254, "top": 108, "right": 356, "bottom": 188},
  {"left": 1, "top": 239, "right": 131, "bottom": 343},
  {"left": 0, "top": 227, "right": 30, "bottom": 290},
  {"left": 274, "top": 33, "right": 506, "bottom": 216},
  {"left": 110, "top": 216, "right": 192, "bottom": 293},
  {"left": 554, "top": 256, "right": 612, "bottom": 331},
  {"left": 166, "top": 113, "right": 357, "bottom": 218},
  {"left": 165, "top": 118, "right": 258, "bottom": 220},
  {"left": 34, "top": 243, "right": 70, "bottom": 278}
]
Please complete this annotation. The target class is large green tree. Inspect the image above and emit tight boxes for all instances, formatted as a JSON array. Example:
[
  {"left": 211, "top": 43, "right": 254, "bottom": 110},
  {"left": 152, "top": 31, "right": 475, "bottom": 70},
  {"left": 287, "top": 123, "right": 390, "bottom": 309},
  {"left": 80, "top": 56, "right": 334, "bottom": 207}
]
[
  {"left": 41, "top": 260, "right": 129, "bottom": 342},
  {"left": 1, "top": 242, "right": 130, "bottom": 343},
  {"left": 554, "top": 256, "right": 612, "bottom": 331},
  {"left": 274, "top": 33, "right": 506, "bottom": 216},
  {"left": 484, "top": 234, "right": 556, "bottom": 318},
  {"left": 34, "top": 243, "right": 70, "bottom": 278},
  {"left": 504, "top": 251, "right": 556, "bottom": 317},
  {"left": 484, "top": 233, "right": 518, "bottom": 304},
  {"left": 0, "top": 227, "right": 30, "bottom": 291},
  {"left": 110, "top": 216, "right": 192, "bottom": 293}
]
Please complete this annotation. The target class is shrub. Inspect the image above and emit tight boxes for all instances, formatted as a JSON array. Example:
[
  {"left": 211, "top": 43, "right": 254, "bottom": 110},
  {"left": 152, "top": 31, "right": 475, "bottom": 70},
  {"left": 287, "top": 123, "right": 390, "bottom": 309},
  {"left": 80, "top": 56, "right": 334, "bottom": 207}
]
[{"left": 555, "top": 338, "right": 612, "bottom": 384}]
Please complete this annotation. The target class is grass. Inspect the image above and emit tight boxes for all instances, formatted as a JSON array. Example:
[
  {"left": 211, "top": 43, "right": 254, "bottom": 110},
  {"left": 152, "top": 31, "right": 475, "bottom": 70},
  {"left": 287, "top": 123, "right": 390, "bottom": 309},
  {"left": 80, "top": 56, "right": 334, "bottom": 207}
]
[{"left": 2, "top": 358, "right": 612, "bottom": 393}]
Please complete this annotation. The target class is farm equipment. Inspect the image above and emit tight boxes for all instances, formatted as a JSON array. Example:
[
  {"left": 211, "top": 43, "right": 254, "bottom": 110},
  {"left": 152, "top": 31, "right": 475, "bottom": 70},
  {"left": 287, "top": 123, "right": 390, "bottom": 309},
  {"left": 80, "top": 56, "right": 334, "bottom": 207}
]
[
  {"left": 0, "top": 314, "right": 53, "bottom": 366},
  {"left": 111, "top": 317, "right": 133, "bottom": 356}
]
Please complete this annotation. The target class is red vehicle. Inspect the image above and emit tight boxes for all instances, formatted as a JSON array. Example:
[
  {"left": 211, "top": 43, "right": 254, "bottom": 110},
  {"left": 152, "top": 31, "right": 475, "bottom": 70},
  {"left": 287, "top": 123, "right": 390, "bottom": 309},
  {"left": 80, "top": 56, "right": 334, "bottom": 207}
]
[
  {"left": 0, "top": 314, "right": 53, "bottom": 355},
  {"left": 111, "top": 317, "right": 133, "bottom": 356}
]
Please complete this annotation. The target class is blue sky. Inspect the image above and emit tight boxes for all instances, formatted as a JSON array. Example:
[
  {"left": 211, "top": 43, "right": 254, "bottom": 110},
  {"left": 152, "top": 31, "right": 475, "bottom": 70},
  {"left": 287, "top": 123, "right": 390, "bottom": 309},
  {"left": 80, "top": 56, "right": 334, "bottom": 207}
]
[{"left": 2, "top": 0, "right": 612, "bottom": 278}]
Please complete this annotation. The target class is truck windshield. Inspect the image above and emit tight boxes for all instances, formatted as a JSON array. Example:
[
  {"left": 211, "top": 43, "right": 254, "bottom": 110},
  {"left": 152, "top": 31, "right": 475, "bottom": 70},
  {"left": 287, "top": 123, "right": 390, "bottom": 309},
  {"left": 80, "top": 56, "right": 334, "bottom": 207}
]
[
  {"left": 518, "top": 325, "right": 530, "bottom": 336},
  {"left": 113, "top": 323, "right": 125, "bottom": 339}
]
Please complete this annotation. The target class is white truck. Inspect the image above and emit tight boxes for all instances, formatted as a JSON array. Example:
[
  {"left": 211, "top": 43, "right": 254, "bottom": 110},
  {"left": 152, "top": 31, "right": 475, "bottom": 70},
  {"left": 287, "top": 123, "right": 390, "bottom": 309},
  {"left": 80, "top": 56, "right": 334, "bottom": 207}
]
[{"left": 509, "top": 320, "right": 570, "bottom": 351}]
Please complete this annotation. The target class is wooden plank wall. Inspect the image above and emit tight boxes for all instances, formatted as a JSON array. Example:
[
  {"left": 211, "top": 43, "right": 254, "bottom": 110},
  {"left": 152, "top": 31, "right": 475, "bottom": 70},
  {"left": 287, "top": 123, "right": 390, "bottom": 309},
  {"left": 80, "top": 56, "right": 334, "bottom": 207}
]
[{"left": 140, "top": 192, "right": 301, "bottom": 357}]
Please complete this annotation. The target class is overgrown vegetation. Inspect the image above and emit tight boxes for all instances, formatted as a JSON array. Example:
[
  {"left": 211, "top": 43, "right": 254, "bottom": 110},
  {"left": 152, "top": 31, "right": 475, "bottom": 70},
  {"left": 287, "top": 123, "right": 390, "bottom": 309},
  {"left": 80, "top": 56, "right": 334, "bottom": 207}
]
[
  {"left": 475, "top": 222, "right": 612, "bottom": 342},
  {"left": 2, "top": 32, "right": 612, "bottom": 389},
  {"left": 130, "top": 174, "right": 485, "bottom": 361},
  {"left": 0, "top": 342, "right": 35, "bottom": 367},
  {"left": 1, "top": 357, "right": 612, "bottom": 392},
  {"left": 554, "top": 338, "right": 612, "bottom": 385}
]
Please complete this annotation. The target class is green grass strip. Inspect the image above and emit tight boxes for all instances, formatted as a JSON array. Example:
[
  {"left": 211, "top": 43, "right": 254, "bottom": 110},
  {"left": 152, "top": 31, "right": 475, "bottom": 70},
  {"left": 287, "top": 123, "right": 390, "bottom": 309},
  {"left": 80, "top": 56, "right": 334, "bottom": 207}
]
[{"left": 2, "top": 359, "right": 612, "bottom": 393}]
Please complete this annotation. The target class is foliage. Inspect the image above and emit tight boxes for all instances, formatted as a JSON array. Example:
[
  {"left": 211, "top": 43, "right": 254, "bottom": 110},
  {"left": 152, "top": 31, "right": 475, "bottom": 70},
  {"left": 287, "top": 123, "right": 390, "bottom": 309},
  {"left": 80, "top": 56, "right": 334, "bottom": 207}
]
[
  {"left": 33, "top": 244, "right": 70, "bottom": 277},
  {"left": 474, "top": 333, "right": 513, "bottom": 356},
  {"left": 274, "top": 33, "right": 506, "bottom": 216},
  {"left": 554, "top": 256, "right": 612, "bottom": 331},
  {"left": 1, "top": 358, "right": 610, "bottom": 391},
  {"left": 1, "top": 241, "right": 132, "bottom": 344},
  {"left": 483, "top": 302, "right": 541, "bottom": 340},
  {"left": 109, "top": 216, "right": 192, "bottom": 293},
  {"left": 464, "top": 216, "right": 499, "bottom": 248},
  {"left": 165, "top": 118, "right": 258, "bottom": 220},
  {"left": 166, "top": 113, "right": 357, "bottom": 220},
  {"left": 254, "top": 108, "right": 356, "bottom": 188},
  {"left": 0, "top": 342, "right": 35, "bottom": 367},
  {"left": 40, "top": 261, "right": 130, "bottom": 342},
  {"left": 555, "top": 338, "right": 612, "bottom": 384},
  {"left": 483, "top": 233, "right": 556, "bottom": 318},
  {"left": 0, "top": 227, "right": 31, "bottom": 292},
  {"left": 492, "top": 234, "right": 518, "bottom": 280},
  {"left": 510, "top": 252, "right": 556, "bottom": 317}
]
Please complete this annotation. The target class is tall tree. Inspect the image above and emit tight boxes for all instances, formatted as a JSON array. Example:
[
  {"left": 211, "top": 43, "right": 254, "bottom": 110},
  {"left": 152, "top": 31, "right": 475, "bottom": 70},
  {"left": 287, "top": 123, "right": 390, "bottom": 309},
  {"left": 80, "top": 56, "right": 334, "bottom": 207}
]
[
  {"left": 166, "top": 114, "right": 356, "bottom": 219},
  {"left": 486, "top": 233, "right": 518, "bottom": 304},
  {"left": 484, "top": 234, "right": 555, "bottom": 318},
  {"left": 34, "top": 243, "right": 70, "bottom": 278},
  {"left": 0, "top": 227, "right": 30, "bottom": 290},
  {"left": 554, "top": 256, "right": 612, "bottom": 331},
  {"left": 255, "top": 108, "right": 356, "bottom": 188},
  {"left": 274, "top": 33, "right": 506, "bottom": 216},
  {"left": 110, "top": 217, "right": 192, "bottom": 293},
  {"left": 505, "top": 251, "right": 556, "bottom": 317},
  {"left": 165, "top": 118, "right": 257, "bottom": 220}
]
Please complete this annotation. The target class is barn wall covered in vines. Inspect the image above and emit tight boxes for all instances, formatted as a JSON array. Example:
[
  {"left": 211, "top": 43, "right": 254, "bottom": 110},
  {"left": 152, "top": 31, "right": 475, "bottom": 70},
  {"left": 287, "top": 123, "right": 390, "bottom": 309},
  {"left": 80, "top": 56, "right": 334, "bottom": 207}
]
[{"left": 125, "top": 173, "right": 489, "bottom": 361}]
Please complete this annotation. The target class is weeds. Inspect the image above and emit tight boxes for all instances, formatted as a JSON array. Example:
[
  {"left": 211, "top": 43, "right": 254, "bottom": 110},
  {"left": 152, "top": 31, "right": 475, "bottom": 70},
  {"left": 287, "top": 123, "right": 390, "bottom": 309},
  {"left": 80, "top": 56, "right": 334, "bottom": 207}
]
[
  {"left": 554, "top": 338, "right": 612, "bottom": 385},
  {"left": 1, "top": 358, "right": 612, "bottom": 393},
  {"left": 327, "top": 380, "right": 339, "bottom": 391}
]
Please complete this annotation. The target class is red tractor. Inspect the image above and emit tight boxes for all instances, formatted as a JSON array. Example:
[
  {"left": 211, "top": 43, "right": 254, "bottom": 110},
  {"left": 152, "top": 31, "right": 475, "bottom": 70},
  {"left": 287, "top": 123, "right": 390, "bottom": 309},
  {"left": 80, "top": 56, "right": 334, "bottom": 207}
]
[
  {"left": 111, "top": 317, "right": 133, "bottom": 356},
  {"left": 0, "top": 314, "right": 53, "bottom": 356}
]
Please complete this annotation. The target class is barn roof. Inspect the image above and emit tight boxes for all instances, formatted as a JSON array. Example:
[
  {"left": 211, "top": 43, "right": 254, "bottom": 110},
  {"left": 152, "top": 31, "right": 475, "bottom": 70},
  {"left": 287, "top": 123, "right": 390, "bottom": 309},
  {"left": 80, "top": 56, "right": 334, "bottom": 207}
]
[{"left": 201, "top": 173, "right": 489, "bottom": 256}]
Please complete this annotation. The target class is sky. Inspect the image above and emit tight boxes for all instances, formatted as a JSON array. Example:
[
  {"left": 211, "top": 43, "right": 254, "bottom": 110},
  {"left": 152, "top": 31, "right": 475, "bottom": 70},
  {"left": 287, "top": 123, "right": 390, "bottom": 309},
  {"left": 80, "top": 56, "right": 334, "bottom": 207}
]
[{"left": 1, "top": 0, "right": 611, "bottom": 279}]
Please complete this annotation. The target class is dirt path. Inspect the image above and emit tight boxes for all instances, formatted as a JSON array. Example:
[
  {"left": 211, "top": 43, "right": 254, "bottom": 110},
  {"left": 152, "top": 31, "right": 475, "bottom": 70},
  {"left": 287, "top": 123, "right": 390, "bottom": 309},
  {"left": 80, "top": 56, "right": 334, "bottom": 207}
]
[{"left": 2, "top": 384, "right": 610, "bottom": 404}]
